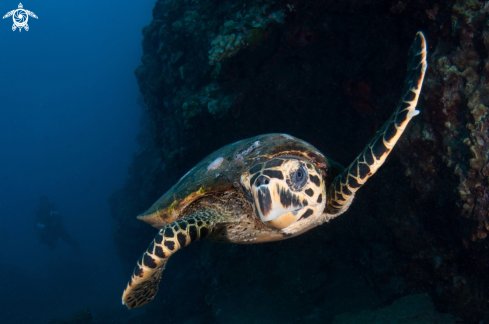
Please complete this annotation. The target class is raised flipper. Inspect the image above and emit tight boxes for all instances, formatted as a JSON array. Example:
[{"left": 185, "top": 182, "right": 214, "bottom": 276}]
[
  {"left": 122, "top": 212, "right": 215, "bottom": 309},
  {"left": 326, "top": 31, "right": 427, "bottom": 215}
]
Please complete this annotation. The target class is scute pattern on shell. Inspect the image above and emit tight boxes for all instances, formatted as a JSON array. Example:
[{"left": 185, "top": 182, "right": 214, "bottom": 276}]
[{"left": 137, "top": 133, "right": 334, "bottom": 228}]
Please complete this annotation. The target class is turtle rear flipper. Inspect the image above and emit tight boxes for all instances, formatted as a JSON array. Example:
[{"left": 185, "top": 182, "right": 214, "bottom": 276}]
[
  {"left": 122, "top": 212, "right": 215, "bottom": 309},
  {"left": 326, "top": 32, "right": 427, "bottom": 215}
]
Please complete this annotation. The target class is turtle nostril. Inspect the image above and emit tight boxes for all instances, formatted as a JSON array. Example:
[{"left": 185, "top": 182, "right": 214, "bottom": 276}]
[{"left": 255, "top": 175, "right": 270, "bottom": 187}]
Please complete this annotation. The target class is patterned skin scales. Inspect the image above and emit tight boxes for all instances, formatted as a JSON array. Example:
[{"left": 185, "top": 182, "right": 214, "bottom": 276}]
[
  {"left": 327, "top": 32, "right": 428, "bottom": 215},
  {"left": 122, "top": 32, "right": 427, "bottom": 309}
]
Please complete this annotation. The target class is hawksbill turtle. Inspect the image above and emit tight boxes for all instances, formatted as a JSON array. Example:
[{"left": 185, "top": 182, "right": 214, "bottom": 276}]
[
  {"left": 122, "top": 32, "right": 428, "bottom": 308},
  {"left": 3, "top": 3, "right": 37, "bottom": 32}
]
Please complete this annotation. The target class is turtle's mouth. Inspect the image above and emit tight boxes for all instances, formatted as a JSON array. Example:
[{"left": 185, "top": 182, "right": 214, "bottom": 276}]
[{"left": 252, "top": 177, "right": 307, "bottom": 229}]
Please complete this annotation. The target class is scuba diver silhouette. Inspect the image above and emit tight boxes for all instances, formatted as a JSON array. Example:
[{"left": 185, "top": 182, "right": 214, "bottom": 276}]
[{"left": 35, "top": 196, "right": 80, "bottom": 252}]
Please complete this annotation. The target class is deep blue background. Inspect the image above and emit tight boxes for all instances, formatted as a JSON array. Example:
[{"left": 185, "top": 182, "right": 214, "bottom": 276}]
[{"left": 0, "top": 1, "right": 154, "bottom": 322}]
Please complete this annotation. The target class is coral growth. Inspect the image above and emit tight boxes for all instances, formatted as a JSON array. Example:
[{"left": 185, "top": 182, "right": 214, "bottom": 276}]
[
  {"left": 111, "top": 0, "right": 489, "bottom": 322},
  {"left": 419, "top": 0, "right": 489, "bottom": 240},
  {"left": 208, "top": 34, "right": 245, "bottom": 65}
]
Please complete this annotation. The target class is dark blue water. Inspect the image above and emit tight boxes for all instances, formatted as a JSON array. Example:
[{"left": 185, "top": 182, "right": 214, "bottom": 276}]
[{"left": 0, "top": 1, "right": 154, "bottom": 322}]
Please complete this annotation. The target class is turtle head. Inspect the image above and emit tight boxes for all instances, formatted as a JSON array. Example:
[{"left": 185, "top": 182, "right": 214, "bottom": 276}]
[{"left": 241, "top": 156, "right": 326, "bottom": 230}]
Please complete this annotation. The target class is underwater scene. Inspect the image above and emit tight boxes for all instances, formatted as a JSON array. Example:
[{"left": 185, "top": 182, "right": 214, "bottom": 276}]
[{"left": 1, "top": 0, "right": 489, "bottom": 323}]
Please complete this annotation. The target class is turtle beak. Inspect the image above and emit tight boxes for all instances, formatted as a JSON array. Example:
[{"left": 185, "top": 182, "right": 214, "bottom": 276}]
[{"left": 252, "top": 177, "right": 305, "bottom": 226}]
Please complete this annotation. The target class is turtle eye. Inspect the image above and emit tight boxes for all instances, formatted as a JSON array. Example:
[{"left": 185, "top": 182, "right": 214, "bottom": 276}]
[
  {"left": 294, "top": 169, "right": 304, "bottom": 183},
  {"left": 290, "top": 165, "right": 308, "bottom": 189}
]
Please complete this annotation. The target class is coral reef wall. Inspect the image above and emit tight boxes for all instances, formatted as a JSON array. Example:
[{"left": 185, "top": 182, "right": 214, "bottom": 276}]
[{"left": 110, "top": 0, "right": 489, "bottom": 322}]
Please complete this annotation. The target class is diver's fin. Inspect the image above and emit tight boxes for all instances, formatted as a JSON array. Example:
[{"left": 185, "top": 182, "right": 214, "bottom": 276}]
[{"left": 326, "top": 32, "right": 427, "bottom": 215}]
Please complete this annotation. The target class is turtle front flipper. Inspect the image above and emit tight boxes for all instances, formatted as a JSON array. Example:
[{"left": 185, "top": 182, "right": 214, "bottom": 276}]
[
  {"left": 327, "top": 31, "right": 427, "bottom": 215},
  {"left": 122, "top": 212, "right": 214, "bottom": 309}
]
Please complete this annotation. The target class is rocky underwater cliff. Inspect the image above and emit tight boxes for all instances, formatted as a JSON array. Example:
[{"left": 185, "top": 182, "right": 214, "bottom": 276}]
[{"left": 109, "top": 0, "right": 489, "bottom": 322}]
